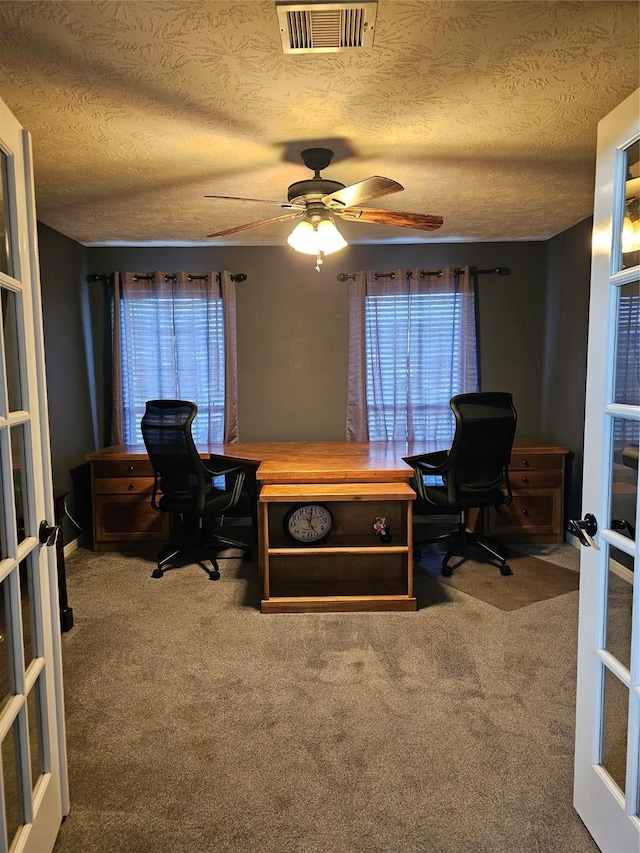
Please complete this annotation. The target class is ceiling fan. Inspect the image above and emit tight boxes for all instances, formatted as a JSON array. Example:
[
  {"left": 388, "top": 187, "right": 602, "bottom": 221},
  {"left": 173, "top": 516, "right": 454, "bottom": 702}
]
[{"left": 205, "top": 148, "right": 443, "bottom": 269}]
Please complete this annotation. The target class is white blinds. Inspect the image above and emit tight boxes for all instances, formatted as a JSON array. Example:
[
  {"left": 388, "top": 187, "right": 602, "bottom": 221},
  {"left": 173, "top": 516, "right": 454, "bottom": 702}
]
[
  {"left": 614, "top": 285, "right": 640, "bottom": 449},
  {"left": 348, "top": 267, "right": 479, "bottom": 442},
  {"left": 119, "top": 272, "right": 226, "bottom": 445}
]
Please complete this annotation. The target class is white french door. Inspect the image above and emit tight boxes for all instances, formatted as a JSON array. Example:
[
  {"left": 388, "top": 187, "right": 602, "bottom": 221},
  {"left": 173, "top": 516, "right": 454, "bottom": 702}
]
[
  {"left": 574, "top": 89, "right": 640, "bottom": 852},
  {"left": 0, "top": 97, "right": 68, "bottom": 851}
]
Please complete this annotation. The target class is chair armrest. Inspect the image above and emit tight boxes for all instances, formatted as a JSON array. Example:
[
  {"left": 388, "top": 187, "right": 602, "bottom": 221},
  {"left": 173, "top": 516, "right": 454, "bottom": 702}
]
[
  {"left": 203, "top": 461, "right": 245, "bottom": 478},
  {"left": 202, "top": 453, "right": 248, "bottom": 477},
  {"left": 404, "top": 449, "right": 449, "bottom": 474}
]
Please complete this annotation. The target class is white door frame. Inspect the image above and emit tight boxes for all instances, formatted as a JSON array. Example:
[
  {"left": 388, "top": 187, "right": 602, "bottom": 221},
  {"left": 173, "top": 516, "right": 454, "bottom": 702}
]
[
  {"left": 0, "top": 95, "right": 68, "bottom": 852},
  {"left": 574, "top": 88, "right": 640, "bottom": 853}
]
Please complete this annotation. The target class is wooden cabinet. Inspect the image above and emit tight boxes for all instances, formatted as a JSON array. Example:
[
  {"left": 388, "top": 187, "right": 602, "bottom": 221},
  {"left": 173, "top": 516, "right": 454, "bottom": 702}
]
[
  {"left": 259, "top": 482, "right": 416, "bottom": 613},
  {"left": 485, "top": 444, "right": 568, "bottom": 544},
  {"left": 89, "top": 455, "right": 169, "bottom": 552}
]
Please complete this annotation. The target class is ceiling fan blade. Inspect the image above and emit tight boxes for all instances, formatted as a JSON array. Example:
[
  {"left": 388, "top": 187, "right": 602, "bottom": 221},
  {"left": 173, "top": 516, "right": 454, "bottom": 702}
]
[
  {"left": 323, "top": 176, "right": 403, "bottom": 208},
  {"left": 207, "top": 211, "right": 303, "bottom": 238},
  {"left": 204, "top": 194, "right": 303, "bottom": 210},
  {"left": 337, "top": 208, "right": 444, "bottom": 232}
]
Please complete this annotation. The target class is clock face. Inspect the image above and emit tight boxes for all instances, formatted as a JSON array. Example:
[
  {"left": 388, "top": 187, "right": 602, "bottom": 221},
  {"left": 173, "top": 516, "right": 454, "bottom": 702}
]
[{"left": 284, "top": 503, "right": 334, "bottom": 544}]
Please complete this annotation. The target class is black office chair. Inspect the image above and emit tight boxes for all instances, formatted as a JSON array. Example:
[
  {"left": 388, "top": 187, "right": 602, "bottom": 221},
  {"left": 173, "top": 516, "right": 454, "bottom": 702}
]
[
  {"left": 404, "top": 392, "right": 517, "bottom": 577},
  {"left": 141, "top": 399, "right": 252, "bottom": 580}
]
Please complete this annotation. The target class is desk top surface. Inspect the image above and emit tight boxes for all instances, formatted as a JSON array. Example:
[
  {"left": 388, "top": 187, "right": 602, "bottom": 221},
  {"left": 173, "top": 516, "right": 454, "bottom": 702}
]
[
  {"left": 212, "top": 440, "right": 415, "bottom": 482},
  {"left": 88, "top": 438, "right": 568, "bottom": 484}
]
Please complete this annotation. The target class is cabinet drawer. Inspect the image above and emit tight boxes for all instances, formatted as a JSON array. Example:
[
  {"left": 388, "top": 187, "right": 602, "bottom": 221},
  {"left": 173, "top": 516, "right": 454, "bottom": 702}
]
[
  {"left": 94, "top": 494, "right": 168, "bottom": 542},
  {"left": 92, "top": 459, "right": 153, "bottom": 478},
  {"left": 488, "top": 489, "right": 562, "bottom": 538},
  {"left": 93, "top": 477, "right": 156, "bottom": 496},
  {"left": 509, "top": 453, "right": 563, "bottom": 471},
  {"left": 508, "top": 470, "right": 562, "bottom": 489}
]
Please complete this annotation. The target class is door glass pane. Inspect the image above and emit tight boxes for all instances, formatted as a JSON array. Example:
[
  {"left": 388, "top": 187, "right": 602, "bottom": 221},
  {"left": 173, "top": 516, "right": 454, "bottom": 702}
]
[
  {"left": 610, "top": 416, "right": 638, "bottom": 552},
  {"left": 605, "top": 554, "right": 633, "bottom": 670},
  {"left": 1, "top": 717, "right": 22, "bottom": 846},
  {"left": 613, "top": 281, "right": 640, "bottom": 407},
  {"left": 601, "top": 667, "right": 629, "bottom": 795},
  {"left": 11, "top": 425, "right": 27, "bottom": 544},
  {"left": 621, "top": 140, "right": 640, "bottom": 270},
  {"left": 0, "top": 450, "right": 7, "bottom": 561},
  {"left": 0, "top": 151, "right": 12, "bottom": 277},
  {"left": 27, "top": 677, "right": 44, "bottom": 789},
  {"left": 2, "top": 289, "right": 23, "bottom": 412},
  {"left": 0, "top": 574, "right": 11, "bottom": 715},
  {"left": 20, "top": 559, "right": 32, "bottom": 670}
]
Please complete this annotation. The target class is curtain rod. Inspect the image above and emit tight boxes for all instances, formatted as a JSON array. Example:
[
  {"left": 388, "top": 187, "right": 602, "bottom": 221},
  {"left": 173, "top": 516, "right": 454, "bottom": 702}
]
[
  {"left": 86, "top": 272, "right": 247, "bottom": 283},
  {"left": 336, "top": 267, "right": 511, "bottom": 282}
]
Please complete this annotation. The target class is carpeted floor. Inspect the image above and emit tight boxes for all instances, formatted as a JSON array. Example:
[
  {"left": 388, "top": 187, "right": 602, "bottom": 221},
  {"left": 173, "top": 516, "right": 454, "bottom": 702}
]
[{"left": 53, "top": 536, "right": 598, "bottom": 853}]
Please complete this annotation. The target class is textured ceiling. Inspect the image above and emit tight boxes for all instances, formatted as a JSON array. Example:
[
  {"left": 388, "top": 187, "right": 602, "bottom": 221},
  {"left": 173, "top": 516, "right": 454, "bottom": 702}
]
[{"left": 0, "top": 1, "right": 637, "bottom": 247}]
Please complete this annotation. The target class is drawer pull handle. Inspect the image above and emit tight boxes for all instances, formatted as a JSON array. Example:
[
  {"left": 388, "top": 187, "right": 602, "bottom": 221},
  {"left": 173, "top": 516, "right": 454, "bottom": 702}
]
[
  {"left": 521, "top": 459, "right": 530, "bottom": 466},
  {"left": 127, "top": 466, "right": 134, "bottom": 473},
  {"left": 128, "top": 483, "right": 135, "bottom": 490},
  {"left": 522, "top": 509, "right": 529, "bottom": 516},
  {"left": 521, "top": 476, "right": 529, "bottom": 483}
]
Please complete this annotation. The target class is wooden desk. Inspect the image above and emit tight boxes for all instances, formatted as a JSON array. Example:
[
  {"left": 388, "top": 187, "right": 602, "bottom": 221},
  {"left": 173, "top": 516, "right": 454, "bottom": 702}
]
[
  {"left": 87, "top": 439, "right": 569, "bottom": 610},
  {"left": 87, "top": 441, "right": 419, "bottom": 613},
  {"left": 87, "top": 441, "right": 417, "bottom": 551},
  {"left": 208, "top": 440, "right": 415, "bottom": 483}
]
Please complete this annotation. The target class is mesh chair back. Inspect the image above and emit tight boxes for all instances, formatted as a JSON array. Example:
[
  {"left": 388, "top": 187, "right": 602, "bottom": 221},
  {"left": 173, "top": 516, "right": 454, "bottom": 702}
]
[
  {"left": 141, "top": 400, "right": 206, "bottom": 500},
  {"left": 446, "top": 392, "right": 517, "bottom": 494}
]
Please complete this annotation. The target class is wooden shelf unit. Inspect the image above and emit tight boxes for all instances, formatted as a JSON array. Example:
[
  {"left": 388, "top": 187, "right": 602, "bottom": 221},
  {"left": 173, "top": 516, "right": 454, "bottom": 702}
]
[{"left": 259, "top": 482, "right": 416, "bottom": 614}]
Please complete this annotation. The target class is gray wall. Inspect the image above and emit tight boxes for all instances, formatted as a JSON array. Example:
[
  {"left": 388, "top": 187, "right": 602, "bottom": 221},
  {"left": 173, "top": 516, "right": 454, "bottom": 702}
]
[
  {"left": 86, "top": 240, "right": 547, "bottom": 441},
  {"left": 37, "top": 225, "right": 591, "bottom": 542},
  {"left": 541, "top": 217, "right": 593, "bottom": 521},
  {"left": 38, "top": 223, "right": 94, "bottom": 539}
]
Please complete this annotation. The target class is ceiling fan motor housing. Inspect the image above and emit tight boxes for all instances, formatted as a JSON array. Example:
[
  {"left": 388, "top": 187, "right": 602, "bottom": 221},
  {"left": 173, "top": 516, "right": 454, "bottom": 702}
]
[
  {"left": 287, "top": 177, "right": 345, "bottom": 205},
  {"left": 288, "top": 147, "right": 345, "bottom": 204}
]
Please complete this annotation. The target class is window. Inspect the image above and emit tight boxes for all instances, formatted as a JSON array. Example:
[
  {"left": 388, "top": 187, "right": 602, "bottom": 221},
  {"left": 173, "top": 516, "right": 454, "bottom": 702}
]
[
  {"left": 347, "top": 267, "right": 479, "bottom": 442},
  {"left": 114, "top": 271, "right": 239, "bottom": 446}
]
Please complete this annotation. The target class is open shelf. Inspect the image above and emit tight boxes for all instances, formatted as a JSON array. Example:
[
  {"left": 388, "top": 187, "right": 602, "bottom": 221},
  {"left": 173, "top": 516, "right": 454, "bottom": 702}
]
[{"left": 259, "top": 483, "right": 416, "bottom": 613}]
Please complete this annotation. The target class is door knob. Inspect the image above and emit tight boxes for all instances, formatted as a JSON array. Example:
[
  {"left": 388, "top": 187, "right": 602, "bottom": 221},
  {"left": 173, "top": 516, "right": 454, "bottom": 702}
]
[
  {"left": 611, "top": 517, "right": 635, "bottom": 539},
  {"left": 39, "top": 520, "right": 61, "bottom": 546},
  {"left": 567, "top": 513, "right": 598, "bottom": 547}
]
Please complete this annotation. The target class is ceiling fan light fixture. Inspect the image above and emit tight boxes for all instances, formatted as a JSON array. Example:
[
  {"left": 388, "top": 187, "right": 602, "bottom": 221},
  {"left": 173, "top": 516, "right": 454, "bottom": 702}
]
[
  {"left": 315, "top": 217, "right": 348, "bottom": 254},
  {"left": 287, "top": 219, "right": 318, "bottom": 254},
  {"left": 287, "top": 217, "right": 347, "bottom": 255}
]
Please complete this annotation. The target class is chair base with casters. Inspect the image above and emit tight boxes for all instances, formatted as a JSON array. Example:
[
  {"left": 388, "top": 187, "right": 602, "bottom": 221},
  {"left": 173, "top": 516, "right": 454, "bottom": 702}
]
[
  {"left": 414, "top": 511, "right": 512, "bottom": 577},
  {"left": 151, "top": 514, "right": 252, "bottom": 581}
]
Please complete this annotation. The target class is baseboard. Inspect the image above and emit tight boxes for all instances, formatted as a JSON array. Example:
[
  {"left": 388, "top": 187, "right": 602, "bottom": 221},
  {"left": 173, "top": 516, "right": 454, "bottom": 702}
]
[
  {"left": 63, "top": 531, "right": 91, "bottom": 558},
  {"left": 63, "top": 538, "right": 79, "bottom": 558}
]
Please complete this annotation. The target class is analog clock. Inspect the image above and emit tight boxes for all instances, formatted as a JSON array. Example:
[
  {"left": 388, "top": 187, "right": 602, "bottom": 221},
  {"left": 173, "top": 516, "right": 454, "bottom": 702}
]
[{"left": 284, "top": 503, "right": 334, "bottom": 544}]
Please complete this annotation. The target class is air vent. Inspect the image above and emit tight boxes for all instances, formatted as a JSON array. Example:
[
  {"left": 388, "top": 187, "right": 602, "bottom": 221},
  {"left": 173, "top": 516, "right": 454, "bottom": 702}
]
[{"left": 277, "top": 2, "right": 377, "bottom": 53}]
